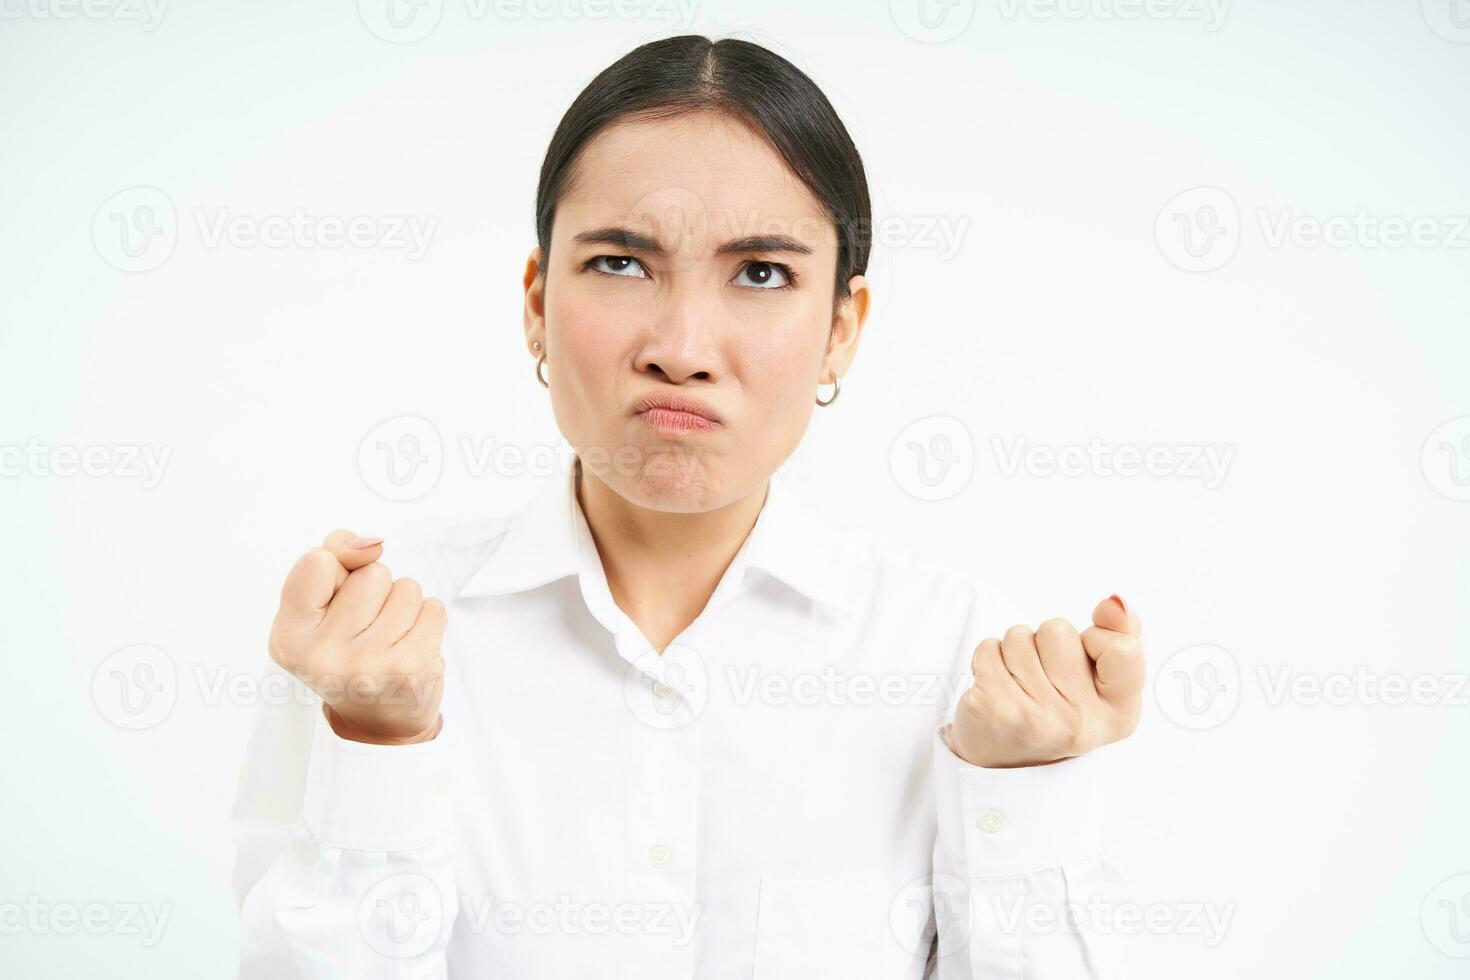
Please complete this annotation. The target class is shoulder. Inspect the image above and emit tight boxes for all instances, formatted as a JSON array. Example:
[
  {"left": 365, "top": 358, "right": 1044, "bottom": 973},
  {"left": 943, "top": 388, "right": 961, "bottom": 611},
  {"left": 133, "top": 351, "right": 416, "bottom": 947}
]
[
  {"left": 867, "top": 541, "right": 982, "bottom": 626},
  {"left": 780, "top": 476, "right": 982, "bottom": 632}
]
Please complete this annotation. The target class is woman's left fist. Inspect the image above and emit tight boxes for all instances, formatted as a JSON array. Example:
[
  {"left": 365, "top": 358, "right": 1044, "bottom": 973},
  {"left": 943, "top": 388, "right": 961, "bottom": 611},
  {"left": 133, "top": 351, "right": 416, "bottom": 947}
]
[{"left": 949, "top": 595, "right": 1146, "bottom": 769}]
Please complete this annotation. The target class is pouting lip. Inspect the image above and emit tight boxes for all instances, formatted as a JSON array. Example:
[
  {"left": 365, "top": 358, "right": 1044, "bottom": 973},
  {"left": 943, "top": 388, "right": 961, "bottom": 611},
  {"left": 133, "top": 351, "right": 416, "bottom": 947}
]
[{"left": 631, "top": 393, "right": 722, "bottom": 425}]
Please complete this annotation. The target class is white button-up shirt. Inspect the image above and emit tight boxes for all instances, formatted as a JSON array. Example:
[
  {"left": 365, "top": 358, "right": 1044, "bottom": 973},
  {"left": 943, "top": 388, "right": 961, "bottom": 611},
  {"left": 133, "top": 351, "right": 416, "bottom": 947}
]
[{"left": 233, "top": 462, "right": 1126, "bottom": 978}]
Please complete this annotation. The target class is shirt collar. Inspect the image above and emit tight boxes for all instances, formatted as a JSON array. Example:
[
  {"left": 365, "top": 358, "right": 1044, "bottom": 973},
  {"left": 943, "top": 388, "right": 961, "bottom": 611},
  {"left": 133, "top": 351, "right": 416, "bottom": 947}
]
[{"left": 456, "top": 459, "right": 856, "bottom": 619}]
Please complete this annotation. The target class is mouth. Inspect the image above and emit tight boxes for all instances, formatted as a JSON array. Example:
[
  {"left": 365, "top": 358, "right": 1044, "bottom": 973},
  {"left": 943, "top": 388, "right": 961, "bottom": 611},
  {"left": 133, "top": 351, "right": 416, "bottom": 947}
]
[{"left": 633, "top": 394, "right": 723, "bottom": 435}]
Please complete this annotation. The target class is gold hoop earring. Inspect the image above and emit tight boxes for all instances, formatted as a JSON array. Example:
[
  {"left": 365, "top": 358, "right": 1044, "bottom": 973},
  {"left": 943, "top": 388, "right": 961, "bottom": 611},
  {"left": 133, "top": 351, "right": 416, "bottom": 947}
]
[
  {"left": 816, "top": 375, "right": 840, "bottom": 407},
  {"left": 535, "top": 353, "right": 549, "bottom": 389}
]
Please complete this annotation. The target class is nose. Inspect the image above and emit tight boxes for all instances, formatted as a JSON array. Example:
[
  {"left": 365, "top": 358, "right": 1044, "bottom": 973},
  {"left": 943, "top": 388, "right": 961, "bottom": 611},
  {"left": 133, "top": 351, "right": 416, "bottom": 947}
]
[{"left": 632, "top": 284, "right": 722, "bottom": 385}]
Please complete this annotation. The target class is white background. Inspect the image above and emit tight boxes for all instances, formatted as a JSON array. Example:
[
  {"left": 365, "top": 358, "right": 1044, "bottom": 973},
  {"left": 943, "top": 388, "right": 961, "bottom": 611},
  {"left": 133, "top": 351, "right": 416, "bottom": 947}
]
[{"left": 2, "top": 0, "right": 1468, "bottom": 976}]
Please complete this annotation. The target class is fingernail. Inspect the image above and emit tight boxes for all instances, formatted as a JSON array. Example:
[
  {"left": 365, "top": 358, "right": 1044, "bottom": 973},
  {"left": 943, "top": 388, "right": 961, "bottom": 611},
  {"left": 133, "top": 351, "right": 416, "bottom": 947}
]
[
  {"left": 1108, "top": 593, "right": 1128, "bottom": 616},
  {"left": 348, "top": 536, "right": 383, "bottom": 549}
]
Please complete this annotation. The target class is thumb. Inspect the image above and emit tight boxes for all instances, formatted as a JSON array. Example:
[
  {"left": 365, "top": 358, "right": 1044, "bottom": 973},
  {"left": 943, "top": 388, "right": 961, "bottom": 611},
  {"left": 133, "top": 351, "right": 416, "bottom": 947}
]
[
  {"left": 321, "top": 529, "right": 385, "bottom": 573},
  {"left": 279, "top": 530, "right": 384, "bottom": 620},
  {"left": 1091, "top": 593, "right": 1143, "bottom": 638}
]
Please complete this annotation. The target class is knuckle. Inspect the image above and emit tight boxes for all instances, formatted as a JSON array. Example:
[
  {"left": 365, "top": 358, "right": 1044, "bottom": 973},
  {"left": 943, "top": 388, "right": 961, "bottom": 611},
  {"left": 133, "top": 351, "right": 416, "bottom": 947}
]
[
  {"left": 1101, "top": 636, "right": 1143, "bottom": 663},
  {"left": 267, "top": 633, "right": 297, "bottom": 672},
  {"left": 1032, "top": 714, "right": 1074, "bottom": 751},
  {"left": 378, "top": 654, "right": 414, "bottom": 679},
  {"left": 355, "top": 561, "right": 392, "bottom": 588},
  {"left": 297, "top": 547, "right": 338, "bottom": 579},
  {"left": 1036, "top": 617, "right": 1074, "bottom": 641},
  {"left": 970, "top": 637, "right": 1000, "bottom": 674},
  {"left": 1003, "top": 623, "right": 1033, "bottom": 643},
  {"left": 1002, "top": 710, "right": 1035, "bottom": 739}
]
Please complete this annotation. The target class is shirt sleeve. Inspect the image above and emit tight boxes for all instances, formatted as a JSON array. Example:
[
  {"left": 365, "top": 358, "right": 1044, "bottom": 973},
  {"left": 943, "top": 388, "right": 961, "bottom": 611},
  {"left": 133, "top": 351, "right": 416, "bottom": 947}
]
[
  {"left": 233, "top": 536, "right": 463, "bottom": 977},
  {"left": 928, "top": 730, "right": 1129, "bottom": 979},
  {"left": 926, "top": 579, "right": 1130, "bottom": 979},
  {"left": 234, "top": 695, "right": 459, "bottom": 978}
]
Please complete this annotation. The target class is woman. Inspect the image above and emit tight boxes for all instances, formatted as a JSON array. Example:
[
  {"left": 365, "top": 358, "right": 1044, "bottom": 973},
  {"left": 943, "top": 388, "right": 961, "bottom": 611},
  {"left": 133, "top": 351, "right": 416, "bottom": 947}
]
[{"left": 233, "top": 34, "right": 1145, "bottom": 979}]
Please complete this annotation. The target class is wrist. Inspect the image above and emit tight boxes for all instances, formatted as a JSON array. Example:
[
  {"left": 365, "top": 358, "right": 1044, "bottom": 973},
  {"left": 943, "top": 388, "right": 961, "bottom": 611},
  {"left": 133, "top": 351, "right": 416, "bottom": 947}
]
[
  {"left": 325, "top": 705, "right": 442, "bottom": 745},
  {"left": 944, "top": 725, "right": 1071, "bottom": 769}
]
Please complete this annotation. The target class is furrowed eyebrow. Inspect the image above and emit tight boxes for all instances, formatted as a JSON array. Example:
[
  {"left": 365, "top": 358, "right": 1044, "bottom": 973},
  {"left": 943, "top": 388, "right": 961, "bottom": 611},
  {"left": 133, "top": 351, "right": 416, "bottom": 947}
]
[{"left": 572, "top": 226, "right": 814, "bottom": 258}]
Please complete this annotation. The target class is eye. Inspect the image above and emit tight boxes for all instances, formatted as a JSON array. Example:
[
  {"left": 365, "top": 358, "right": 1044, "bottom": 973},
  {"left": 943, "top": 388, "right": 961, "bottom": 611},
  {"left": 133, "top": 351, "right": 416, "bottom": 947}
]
[
  {"left": 735, "top": 260, "right": 796, "bottom": 290},
  {"left": 586, "top": 255, "right": 649, "bottom": 279}
]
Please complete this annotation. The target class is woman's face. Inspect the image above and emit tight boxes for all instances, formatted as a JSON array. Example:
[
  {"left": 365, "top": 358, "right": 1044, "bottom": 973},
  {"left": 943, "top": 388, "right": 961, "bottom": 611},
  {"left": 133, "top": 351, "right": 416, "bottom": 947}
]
[{"left": 523, "top": 109, "right": 869, "bottom": 513}]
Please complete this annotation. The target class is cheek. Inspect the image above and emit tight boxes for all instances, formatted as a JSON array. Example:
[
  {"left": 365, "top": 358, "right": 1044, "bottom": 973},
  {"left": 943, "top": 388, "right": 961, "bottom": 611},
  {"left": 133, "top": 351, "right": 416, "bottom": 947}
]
[
  {"left": 739, "top": 293, "right": 831, "bottom": 390},
  {"left": 733, "top": 309, "right": 828, "bottom": 436},
  {"left": 546, "top": 289, "right": 630, "bottom": 383},
  {"left": 542, "top": 289, "right": 635, "bottom": 450}
]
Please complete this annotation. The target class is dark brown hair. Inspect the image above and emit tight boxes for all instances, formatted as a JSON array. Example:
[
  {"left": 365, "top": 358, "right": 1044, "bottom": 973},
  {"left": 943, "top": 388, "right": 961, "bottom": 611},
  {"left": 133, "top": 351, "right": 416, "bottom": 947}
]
[{"left": 534, "top": 34, "right": 872, "bottom": 302}]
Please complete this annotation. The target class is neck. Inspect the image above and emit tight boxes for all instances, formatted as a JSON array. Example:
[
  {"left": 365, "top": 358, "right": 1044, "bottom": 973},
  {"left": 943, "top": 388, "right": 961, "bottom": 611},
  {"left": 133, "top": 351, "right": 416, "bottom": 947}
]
[{"left": 574, "top": 457, "right": 769, "bottom": 651}]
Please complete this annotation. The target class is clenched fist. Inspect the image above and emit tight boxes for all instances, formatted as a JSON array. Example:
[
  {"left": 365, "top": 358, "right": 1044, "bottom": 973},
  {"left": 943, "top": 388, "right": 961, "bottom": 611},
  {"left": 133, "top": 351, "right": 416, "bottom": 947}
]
[
  {"left": 268, "top": 529, "right": 446, "bottom": 745},
  {"left": 949, "top": 594, "right": 1145, "bottom": 768}
]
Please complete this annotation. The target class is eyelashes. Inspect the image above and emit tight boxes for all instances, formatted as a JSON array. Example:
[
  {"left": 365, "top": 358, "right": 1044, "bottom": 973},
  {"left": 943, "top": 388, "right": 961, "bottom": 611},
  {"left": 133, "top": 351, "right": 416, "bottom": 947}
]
[{"left": 582, "top": 255, "right": 799, "bottom": 291}]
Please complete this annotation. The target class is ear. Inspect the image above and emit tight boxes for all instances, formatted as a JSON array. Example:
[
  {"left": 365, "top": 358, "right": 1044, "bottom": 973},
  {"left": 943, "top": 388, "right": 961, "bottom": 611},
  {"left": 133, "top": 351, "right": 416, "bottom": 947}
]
[
  {"left": 821, "top": 273, "right": 871, "bottom": 381},
  {"left": 523, "top": 245, "right": 546, "bottom": 354}
]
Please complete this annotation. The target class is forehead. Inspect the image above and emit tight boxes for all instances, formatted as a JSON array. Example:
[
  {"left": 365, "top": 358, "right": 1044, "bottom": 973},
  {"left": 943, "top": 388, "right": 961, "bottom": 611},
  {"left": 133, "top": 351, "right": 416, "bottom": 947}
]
[{"left": 556, "top": 110, "right": 836, "bottom": 254}]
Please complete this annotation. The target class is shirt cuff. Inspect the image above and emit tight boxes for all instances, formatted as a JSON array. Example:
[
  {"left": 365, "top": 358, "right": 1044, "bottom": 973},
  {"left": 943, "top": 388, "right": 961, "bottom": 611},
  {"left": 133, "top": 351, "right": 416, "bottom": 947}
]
[
  {"left": 301, "top": 704, "right": 452, "bottom": 851},
  {"left": 933, "top": 724, "right": 1104, "bottom": 877}
]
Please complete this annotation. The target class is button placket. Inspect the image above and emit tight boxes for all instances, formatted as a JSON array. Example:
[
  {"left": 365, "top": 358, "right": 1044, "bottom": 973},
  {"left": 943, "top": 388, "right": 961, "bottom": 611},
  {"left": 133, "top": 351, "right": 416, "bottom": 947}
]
[{"left": 623, "top": 707, "right": 700, "bottom": 977}]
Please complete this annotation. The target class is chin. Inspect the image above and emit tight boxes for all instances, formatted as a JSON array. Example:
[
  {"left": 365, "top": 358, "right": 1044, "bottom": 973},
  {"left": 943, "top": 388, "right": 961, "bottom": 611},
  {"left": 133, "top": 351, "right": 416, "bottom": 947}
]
[{"left": 622, "top": 448, "right": 721, "bottom": 511}]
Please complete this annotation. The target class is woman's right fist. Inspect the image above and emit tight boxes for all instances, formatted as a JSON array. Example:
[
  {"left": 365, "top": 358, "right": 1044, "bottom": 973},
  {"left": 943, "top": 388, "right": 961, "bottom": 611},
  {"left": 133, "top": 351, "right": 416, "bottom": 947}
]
[{"left": 267, "top": 529, "right": 446, "bottom": 744}]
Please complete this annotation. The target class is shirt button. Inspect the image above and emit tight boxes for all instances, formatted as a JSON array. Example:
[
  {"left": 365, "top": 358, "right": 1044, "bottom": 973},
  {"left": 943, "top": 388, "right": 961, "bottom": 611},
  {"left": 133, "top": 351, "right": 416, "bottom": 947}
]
[
  {"left": 648, "top": 844, "right": 673, "bottom": 868},
  {"left": 652, "top": 680, "right": 675, "bottom": 701},
  {"left": 977, "top": 810, "right": 1005, "bottom": 834}
]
